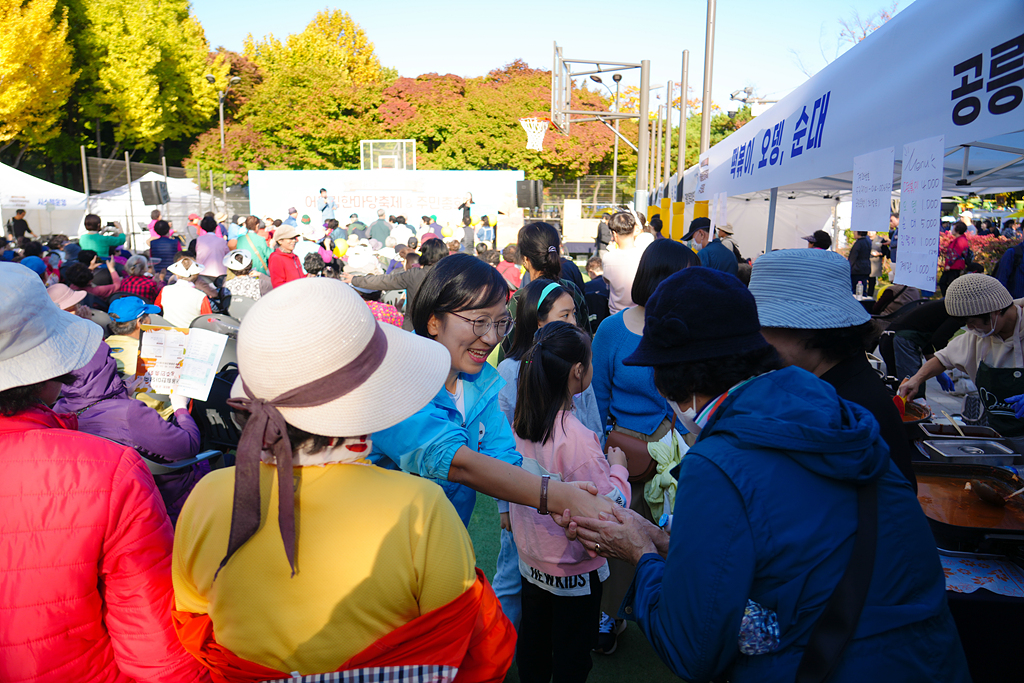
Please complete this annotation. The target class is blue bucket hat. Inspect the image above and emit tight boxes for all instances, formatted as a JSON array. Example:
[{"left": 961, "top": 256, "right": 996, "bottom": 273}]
[
  {"left": 749, "top": 249, "right": 870, "bottom": 329},
  {"left": 624, "top": 267, "right": 770, "bottom": 366},
  {"left": 19, "top": 255, "right": 46, "bottom": 275},
  {"left": 108, "top": 296, "right": 161, "bottom": 323}
]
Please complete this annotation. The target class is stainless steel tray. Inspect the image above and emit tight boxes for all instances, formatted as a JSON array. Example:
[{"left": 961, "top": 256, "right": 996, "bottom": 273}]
[
  {"left": 922, "top": 439, "right": 1019, "bottom": 466},
  {"left": 919, "top": 424, "right": 1001, "bottom": 440}
]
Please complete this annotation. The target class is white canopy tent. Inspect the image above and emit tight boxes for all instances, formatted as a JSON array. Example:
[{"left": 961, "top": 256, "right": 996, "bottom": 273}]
[
  {"left": 89, "top": 172, "right": 226, "bottom": 248},
  {"left": 664, "top": 0, "right": 1024, "bottom": 253},
  {"left": 0, "top": 162, "right": 88, "bottom": 237}
]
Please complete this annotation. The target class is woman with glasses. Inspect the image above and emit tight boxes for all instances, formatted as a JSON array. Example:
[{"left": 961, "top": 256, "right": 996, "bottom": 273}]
[{"left": 371, "top": 254, "right": 616, "bottom": 528}]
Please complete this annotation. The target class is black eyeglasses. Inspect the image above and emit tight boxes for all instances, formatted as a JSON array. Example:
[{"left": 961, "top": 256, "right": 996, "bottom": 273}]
[{"left": 450, "top": 311, "right": 514, "bottom": 338}]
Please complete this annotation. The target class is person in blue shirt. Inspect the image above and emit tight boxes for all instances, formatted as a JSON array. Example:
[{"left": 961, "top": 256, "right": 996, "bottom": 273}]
[
  {"left": 371, "top": 254, "right": 614, "bottom": 528},
  {"left": 567, "top": 267, "right": 969, "bottom": 683},
  {"left": 589, "top": 238, "right": 697, "bottom": 652},
  {"left": 283, "top": 207, "right": 298, "bottom": 228},
  {"left": 681, "top": 217, "right": 738, "bottom": 277}
]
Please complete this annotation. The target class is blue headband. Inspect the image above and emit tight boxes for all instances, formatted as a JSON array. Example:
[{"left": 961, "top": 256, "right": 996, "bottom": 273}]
[{"left": 538, "top": 282, "right": 562, "bottom": 310}]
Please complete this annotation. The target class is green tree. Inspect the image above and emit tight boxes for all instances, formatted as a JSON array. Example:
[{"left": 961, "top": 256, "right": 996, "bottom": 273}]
[{"left": 0, "top": 0, "right": 76, "bottom": 161}]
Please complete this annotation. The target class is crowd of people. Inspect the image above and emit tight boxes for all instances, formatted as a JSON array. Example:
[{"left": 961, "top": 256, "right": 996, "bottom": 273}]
[{"left": 0, "top": 201, "right": 1001, "bottom": 683}]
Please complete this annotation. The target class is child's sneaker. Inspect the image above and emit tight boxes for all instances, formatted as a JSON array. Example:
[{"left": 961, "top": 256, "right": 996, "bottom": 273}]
[{"left": 594, "top": 612, "right": 627, "bottom": 655}]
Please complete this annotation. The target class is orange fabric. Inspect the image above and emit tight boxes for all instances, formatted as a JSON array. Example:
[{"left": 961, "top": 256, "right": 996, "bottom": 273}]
[
  {"left": 173, "top": 568, "right": 515, "bottom": 683},
  {"left": 200, "top": 298, "right": 213, "bottom": 315}
]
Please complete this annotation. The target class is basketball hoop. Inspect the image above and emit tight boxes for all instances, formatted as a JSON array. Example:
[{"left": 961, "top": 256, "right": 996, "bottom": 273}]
[{"left": 520, "top": 118, "right": 550, "bottom": 151}]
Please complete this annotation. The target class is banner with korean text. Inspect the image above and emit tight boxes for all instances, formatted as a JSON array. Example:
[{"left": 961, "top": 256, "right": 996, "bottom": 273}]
[
  {"left": 248, "top": 169, "right": 524, "bottom": 233},
  {"left": 852, "top": 147, "right": 895, "bottom": 233},
  {"left": 693, "top": 0, "right": 1022, "bottom": 200}
]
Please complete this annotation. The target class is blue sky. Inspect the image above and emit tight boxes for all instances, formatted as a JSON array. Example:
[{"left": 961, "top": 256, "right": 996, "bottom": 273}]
[{"left": 193, "top": 0, "right": 913, "bottom": 112}]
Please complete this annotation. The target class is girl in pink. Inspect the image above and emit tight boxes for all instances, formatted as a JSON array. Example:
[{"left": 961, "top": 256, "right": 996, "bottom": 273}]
[{"left": 511, "top": 321, "right": 629, "bottom": 683}]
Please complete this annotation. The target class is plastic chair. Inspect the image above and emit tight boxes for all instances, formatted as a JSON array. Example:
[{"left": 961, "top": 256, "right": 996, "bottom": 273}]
[
  {"left": 227, "top": 295, "right": 257, "bottom": 320},
  {"left": 141, "top": 449, "right": 225, "bottom": 476}
]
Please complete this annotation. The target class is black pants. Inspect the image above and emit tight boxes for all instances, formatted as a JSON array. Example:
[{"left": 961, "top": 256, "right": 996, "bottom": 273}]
[{"left": 517, "top": 571, "right": 604, "bottom": 683}]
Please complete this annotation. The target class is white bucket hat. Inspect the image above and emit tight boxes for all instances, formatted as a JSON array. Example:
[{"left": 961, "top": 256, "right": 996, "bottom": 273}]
[
  {"left": 230, "top": 277, "right": 448, "bottom": 436},
  {"left": 167, "top": 258, "right": 204, "bottom": 278},
  {"left": 0, "top": 263, "right": 102, "bottom": 392},
  {"left": 749, "top": 248, "right": 870, "bottom": 329}
]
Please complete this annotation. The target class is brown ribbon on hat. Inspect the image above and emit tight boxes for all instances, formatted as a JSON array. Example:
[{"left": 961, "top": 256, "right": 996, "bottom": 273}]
[{"left": 220, "top": 323, "right": 388, "bottom": 578}]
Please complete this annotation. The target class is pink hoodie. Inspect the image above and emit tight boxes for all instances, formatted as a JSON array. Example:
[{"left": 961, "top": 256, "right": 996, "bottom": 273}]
[{"left": 511, "top": 411, "right": 630, "bottom": 578}]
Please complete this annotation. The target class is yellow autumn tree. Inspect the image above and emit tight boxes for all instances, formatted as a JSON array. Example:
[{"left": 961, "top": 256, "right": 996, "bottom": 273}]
[
  {"left": 0, "top": 0, "right": 76, "bottom": 149},
  {"left": 243, "top": 9, "right": 389, "bottom": 87},
  {"left": 69, "top": 0, "right": 228, "bottom": 152}
]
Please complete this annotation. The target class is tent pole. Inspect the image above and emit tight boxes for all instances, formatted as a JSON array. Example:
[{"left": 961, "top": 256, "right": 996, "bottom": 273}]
[
  {"left": 635, "top": 59, "right": 650, "bottom": 211},
  {"left": 125, "top": 152, "right": 135, "bottom": 252},
  {"left": 765, "top": 187, "right": 778, "bottom": 253},
  {"left": 832, "top": 198, "right": 840, "bottom": 252},
  {"left": 678, "top": 50, "right": 688, "bottom": 179},
  {"left": 209, "top": 171, "right": 214, "bottom": 213},
  {"left": 161, "top": 155, "right": 169, "bottom": 218},
  {"left": 664, "top": 82, "right": 673, "bottom": 187},
  {"left": 699, "top": 0, "right": 717, "bottom": 154},
  {"left": 80, "top": 146, "right": 90, "bottom": 214}
]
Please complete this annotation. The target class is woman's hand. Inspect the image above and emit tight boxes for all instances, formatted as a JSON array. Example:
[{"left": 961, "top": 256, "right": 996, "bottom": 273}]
[
  {"left": 339, "top": 273, "right": 354, "bottom": 284},
  {"left": 547, "top": 480, "right": 613, "bottom": 527},
  {"left": 499, "top": 512, "right": 511, "bottom": 531},
  {"left": 607, "top": 446, "right": 627, "bottom": 469},
  {"left": 569, "top": 507, "right": 659, "bottom": 565},
  {"left": 897, "top": 376, "right": 922, "bottom": 400}
]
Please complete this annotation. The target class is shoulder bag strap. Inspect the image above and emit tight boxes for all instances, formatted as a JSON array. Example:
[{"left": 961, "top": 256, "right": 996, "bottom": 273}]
[
  {"left": 795, "top": 480, "right": 878, "bottom": 683},
  {"left": 243, "top": 233, "right": 269, "bottom": 271}
]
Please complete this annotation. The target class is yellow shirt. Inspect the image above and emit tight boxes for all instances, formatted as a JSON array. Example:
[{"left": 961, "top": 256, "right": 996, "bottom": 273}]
[
  {"left": 172, "top": 462, "right": 476, "bottom": 674},
  {"left": 105, "top": 334, "right": 139, "bottom": 375}
]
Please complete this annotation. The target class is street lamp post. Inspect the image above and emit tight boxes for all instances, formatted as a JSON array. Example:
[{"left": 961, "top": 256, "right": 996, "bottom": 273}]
[
  {"left": 206, "top": 75, "right": 241, "bottom": 152},
  {"left": 590, "top": 73, "right": 623, "bottom": 206}
]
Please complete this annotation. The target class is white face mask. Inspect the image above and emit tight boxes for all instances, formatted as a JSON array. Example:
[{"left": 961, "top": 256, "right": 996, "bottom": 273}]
[
  {"left": 670, "top": 395, "right": 702, "bottom": 436},
  {"left": 968, "top": 313, "right": 997, "bottom": 338}
]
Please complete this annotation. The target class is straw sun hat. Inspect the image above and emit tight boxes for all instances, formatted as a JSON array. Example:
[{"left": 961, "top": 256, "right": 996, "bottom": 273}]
[
  {"left": 230, "top": 277, "right": 448, "bottom": 436},
  {"left": 0, "top": 263, "right": 102, "bottom": 392}
]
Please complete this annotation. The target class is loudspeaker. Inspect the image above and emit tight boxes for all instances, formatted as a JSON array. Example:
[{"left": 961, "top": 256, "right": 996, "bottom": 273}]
[
  {"left": 140, "top": 180, "right": 170, "bottom": 206},
  {"left": 516, "top": 180, "right": 543, "bottom": 208}
]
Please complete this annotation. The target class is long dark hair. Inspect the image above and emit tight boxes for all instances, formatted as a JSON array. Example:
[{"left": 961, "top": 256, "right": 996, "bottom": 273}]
[
  {"left": 517, "top": 222, "right": 562, "bottom": 280},
  {"left": 514, "top": 322, "right": 591, "bottom": 444},
  {"left": 631, "top": 239, "right": 700, "bottom": 306},
  {"left": 506, "top": 279, "right": 569, "bottom": 361},
  {"left": 411, "top": 253, "right": 510, "bottom": 338}
]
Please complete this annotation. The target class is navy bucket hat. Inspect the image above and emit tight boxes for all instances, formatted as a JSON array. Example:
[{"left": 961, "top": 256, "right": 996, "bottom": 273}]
[{"left": 624, "top": 267, "right": 770, "bottom": 366}]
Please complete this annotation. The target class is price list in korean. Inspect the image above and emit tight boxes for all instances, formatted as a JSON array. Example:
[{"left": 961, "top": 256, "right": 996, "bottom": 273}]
[{"left": 894, "top": 135, "right": 944, "bottom": 291}]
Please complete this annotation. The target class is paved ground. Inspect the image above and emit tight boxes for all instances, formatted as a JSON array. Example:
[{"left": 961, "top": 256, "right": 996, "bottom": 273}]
[{"left": 468, "top": 499, "right": 684, "bottom": 683}]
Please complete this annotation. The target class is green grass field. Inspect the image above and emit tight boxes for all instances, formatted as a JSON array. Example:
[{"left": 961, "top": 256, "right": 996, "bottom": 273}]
[{"left": 468, "top": 495, "right": 683, "bottom": 683}]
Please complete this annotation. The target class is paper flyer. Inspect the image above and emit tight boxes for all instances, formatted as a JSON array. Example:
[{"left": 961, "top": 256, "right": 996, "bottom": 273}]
[{"left": 137, "top": 324, "right": 228, "bottom": 401}]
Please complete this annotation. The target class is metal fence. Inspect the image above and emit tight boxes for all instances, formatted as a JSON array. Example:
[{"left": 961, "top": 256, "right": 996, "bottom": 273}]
[
  {"left": 538, "top": 175, "right": 635, "bottom": 219},
  {"left": 86, "top": 157, "right": 188, "bottom": 193}
]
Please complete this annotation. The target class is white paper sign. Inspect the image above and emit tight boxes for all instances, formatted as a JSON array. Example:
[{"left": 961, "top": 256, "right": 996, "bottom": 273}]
[
  {"left": 852, "top": 147, "right": 894, "bottom": 233},
  {"left": 894, "top": 135, "right": 944, "bottom": 291},
  {"left": 177, "top": 328, "right": 229, "bottom": 401}
]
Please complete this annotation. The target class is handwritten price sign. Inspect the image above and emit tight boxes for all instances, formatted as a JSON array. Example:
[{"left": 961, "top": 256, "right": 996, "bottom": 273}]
[{"left": 894, "top": 135, "right": 944, "bottom": 291}]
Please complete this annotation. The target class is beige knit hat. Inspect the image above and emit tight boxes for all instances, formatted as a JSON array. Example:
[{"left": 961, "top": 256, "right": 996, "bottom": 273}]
[
  {"left": 230, "top": 277, "right": 448, "bottom": 436},
  {"left": 944, "top": 274, "right": 1013, "bottom": 317}
]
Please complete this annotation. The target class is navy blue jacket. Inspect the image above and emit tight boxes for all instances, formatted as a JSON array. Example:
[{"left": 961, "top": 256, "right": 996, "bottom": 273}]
[
  {"left": 697, "top": 239, "right": 739, "bottom": 276},
  {"left": 622, "top": 367, "right": 967, "bottom": 683}
]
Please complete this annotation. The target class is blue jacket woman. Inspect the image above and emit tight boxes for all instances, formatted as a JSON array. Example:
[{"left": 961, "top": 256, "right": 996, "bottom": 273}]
[
  {"left": 373, "top": 362, "right": 520, "bottom": 525},
  {"left": 625, "top": 367, "right": 966, "bottom": 682}
]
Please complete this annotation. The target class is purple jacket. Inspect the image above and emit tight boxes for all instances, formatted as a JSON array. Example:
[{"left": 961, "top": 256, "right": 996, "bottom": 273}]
[{"left": 54, "top": 342, "right": 206, "bottom": 522}]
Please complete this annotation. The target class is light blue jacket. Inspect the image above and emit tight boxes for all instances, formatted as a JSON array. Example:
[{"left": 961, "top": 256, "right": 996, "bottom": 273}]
[{"left": 371, "top": 362, "right": 522, "bottom": 525}]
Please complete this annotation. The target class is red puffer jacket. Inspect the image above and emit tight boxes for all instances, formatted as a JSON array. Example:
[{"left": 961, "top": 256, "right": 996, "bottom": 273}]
[{"left": 0, "top": 405, "right": 209, "bottom": 683}]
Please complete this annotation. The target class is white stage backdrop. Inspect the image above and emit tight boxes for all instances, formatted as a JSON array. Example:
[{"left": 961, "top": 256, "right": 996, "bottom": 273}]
[
  {"left": 248, "top": 170, "right": 525, "bottom": 236},
  {"left": 695, "top": 0, "right": 1024, "bottom": 200}
]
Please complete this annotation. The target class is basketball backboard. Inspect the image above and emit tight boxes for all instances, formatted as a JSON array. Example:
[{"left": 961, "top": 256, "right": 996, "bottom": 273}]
[{"left": 360, "top": 140, "right": 416, "bottom": 170}]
